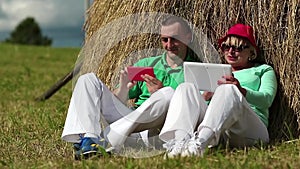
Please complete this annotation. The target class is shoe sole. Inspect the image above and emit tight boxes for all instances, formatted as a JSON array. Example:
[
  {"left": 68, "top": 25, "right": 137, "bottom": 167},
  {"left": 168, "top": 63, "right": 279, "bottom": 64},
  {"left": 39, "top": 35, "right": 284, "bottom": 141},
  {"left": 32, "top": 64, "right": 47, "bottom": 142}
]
[
  {"left": 75, "top": 150, "right": 99, "bottom": 160},
  {"left": 74, "top": 148, "right": 113, "bottom": 160}
]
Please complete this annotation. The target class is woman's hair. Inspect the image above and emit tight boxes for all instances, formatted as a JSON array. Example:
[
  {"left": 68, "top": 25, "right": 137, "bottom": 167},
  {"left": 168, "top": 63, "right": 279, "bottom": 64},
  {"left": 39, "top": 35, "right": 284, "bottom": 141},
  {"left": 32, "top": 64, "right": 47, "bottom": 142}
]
[{"left": 221, "top": 36, "right": 257, "bottom": 62}]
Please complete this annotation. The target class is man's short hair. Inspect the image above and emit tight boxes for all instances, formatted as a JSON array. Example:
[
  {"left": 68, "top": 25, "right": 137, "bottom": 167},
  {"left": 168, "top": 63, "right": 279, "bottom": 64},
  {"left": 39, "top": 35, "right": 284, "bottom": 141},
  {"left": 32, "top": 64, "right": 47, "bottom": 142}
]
[{"left": 161, "top": 15, "right": 191, "bottom": 34}]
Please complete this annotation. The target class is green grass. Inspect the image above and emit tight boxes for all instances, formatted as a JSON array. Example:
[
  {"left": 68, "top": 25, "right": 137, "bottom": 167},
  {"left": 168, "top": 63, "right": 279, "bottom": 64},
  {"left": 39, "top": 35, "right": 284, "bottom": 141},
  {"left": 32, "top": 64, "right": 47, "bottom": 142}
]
[{"left": 0, "top": 43, "right": 300, "bottom": 169}]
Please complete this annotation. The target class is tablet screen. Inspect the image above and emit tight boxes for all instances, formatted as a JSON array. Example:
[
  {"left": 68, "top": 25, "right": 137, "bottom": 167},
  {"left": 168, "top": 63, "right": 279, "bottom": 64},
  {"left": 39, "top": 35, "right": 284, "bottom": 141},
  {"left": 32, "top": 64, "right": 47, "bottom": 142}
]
[{"left": 184, "top": 62, "right": 232, "bottom": 92}]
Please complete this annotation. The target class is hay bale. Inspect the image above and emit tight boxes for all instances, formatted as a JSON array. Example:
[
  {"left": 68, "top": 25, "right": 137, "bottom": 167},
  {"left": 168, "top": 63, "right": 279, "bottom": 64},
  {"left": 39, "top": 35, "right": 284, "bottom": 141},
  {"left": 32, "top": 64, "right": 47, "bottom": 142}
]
[{"left": 80, "top": 0, "right": 300, "bottom": 141}]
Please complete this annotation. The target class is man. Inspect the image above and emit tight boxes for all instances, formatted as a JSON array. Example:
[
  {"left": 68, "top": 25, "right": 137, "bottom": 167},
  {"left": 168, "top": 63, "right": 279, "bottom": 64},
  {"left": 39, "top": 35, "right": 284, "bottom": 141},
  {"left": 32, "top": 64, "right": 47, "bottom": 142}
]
[{"left": 61, "top": 15, "right": 198, "bottom": 159}]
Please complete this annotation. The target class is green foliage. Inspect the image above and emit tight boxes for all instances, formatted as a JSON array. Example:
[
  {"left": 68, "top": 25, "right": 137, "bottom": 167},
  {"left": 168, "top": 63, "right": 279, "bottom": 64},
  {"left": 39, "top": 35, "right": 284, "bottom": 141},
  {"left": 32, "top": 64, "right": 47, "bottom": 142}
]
[
  {"left": 5, "top": 17, "right": 52, "bottom": 46},
  {"left": 0, "top": 43, "right": 300, "bottom": 168}
]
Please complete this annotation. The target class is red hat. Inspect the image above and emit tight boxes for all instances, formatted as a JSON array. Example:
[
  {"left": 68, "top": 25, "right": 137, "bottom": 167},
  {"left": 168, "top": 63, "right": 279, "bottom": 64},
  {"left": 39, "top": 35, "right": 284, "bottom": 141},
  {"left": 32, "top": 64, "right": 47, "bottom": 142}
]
[{"left": 218, "top": 23, "right": 259, "bottom": 53}]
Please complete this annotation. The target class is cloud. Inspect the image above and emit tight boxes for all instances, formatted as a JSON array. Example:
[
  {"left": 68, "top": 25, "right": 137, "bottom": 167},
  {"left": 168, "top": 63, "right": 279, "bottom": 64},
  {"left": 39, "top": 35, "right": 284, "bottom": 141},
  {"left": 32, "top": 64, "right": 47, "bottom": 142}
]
[{"left": 0, "top": 0, "right": 86, "bottom": 31}]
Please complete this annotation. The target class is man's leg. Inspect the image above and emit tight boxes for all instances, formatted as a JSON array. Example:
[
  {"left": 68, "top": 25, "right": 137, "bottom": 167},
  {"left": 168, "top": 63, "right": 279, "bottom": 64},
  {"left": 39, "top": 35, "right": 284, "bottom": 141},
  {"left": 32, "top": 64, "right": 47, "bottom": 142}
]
[
  {"left": 61, "top": 73, "right": 131, "bottom": 143},
  {"left": 104, "top": 87, "right": 175, "bottom": 148}
]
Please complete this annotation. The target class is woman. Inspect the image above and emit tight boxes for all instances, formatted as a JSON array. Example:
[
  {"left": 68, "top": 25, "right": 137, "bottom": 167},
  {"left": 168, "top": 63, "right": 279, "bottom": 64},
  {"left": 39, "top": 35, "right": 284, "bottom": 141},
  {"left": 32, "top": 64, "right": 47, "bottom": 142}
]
[{"left": 159, "top": 23, "right": 278, "bottom": 157}]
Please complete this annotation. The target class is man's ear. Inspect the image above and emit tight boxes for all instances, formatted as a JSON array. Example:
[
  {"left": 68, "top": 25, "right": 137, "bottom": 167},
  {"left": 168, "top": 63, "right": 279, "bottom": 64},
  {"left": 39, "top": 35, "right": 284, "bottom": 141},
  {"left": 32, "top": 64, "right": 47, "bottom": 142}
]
[{"left": 186, "top": 32, "right": 193, "bottom": 44}]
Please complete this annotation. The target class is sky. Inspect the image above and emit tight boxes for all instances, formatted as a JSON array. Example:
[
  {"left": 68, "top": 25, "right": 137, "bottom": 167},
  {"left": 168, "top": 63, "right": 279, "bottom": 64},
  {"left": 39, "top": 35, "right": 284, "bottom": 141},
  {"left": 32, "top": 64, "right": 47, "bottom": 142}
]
[{"left": 0, "top": 0, "right": 94, "bottom": 47}]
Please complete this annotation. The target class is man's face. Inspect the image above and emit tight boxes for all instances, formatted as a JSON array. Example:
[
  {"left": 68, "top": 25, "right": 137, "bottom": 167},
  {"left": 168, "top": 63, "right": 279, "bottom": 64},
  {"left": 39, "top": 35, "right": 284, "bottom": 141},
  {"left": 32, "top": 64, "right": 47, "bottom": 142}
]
[{"left": 160, "top": 22, "right": 191, "bottom": 60}]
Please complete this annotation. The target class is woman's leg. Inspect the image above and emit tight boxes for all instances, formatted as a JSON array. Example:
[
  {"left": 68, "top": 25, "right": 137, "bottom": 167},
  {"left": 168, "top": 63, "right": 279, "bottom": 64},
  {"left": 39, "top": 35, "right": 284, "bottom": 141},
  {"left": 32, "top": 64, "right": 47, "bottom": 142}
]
[
  {"left": 159, "top": 83, "right": 207, "bottom": 142},
  {"left": 197, "top": 84, "right": 269, "bottom": 148}
]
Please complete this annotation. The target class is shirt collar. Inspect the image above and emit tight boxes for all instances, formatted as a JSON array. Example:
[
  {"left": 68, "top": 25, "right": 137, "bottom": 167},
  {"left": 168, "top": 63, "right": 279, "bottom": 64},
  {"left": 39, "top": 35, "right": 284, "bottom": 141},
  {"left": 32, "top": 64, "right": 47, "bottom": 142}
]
[{"left": 161, "top": 52, "right": 196, "bottom": 69}]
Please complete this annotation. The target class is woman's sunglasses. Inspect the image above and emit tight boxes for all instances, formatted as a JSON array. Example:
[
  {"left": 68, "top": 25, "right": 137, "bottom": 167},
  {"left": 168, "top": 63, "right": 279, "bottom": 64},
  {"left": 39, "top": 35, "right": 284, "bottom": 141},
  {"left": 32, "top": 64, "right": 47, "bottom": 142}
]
[{"left": 221, "top": 44, "right": 249, "bottom": 52}]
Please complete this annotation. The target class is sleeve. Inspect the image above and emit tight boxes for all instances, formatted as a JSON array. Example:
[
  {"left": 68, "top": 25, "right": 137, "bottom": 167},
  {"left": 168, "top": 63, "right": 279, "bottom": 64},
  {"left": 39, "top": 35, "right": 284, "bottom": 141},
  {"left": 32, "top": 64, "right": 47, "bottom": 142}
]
[
  {"left": 245, "top": 66, "right": 278, "bottom": 109},
  {"left": 128, "top": 82, "right": 142, "bottom": 99}
]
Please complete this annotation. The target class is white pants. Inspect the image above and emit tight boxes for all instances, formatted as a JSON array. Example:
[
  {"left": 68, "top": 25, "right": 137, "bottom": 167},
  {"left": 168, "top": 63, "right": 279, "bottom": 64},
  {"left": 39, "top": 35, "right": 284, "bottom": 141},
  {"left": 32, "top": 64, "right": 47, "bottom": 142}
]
[
  {"left": 159, "top": 82, "right": 269, "bottom": 147},
  {"left": 61, "top": 73, "right": 174, "bottom": 148}
]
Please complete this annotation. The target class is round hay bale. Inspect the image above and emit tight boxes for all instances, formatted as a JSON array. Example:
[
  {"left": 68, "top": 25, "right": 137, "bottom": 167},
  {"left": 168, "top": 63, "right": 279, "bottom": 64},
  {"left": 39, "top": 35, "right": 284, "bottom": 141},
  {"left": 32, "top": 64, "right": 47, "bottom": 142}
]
[{"left": 80, "top": 0, "right": 300, "bottom": 141}]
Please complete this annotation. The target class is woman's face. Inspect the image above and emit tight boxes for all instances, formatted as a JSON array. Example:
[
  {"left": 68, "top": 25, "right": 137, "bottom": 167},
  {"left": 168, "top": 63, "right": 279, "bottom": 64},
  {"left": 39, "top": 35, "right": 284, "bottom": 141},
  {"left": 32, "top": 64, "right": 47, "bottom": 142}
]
[{"left": 221, "top": 36, "right": 254, "bottom": 70}]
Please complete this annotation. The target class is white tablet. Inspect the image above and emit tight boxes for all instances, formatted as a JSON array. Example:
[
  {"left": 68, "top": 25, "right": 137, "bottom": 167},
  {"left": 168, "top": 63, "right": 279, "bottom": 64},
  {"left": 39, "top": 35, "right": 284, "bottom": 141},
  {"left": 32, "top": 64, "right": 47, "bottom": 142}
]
[{"left": 184, "top": 62, "right": 232, "bottom": 92}]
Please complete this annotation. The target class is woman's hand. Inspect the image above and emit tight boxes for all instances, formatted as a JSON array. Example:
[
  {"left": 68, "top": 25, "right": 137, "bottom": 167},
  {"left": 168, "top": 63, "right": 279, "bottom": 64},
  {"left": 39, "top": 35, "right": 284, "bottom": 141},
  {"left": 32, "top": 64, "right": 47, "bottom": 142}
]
[
  {"left": 218, "top": 75, "right": 247, "bottom": 96},
  {"left": 141, "top": 74, "right": 163, "bottom": 94}
]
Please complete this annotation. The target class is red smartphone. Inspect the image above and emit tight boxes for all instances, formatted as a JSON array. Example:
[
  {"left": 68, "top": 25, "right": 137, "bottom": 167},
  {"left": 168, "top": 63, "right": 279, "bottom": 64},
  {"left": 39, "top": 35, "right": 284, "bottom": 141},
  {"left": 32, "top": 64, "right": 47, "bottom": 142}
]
[{"left": 127, "top": 66, "right": 155, "bottom": 81}]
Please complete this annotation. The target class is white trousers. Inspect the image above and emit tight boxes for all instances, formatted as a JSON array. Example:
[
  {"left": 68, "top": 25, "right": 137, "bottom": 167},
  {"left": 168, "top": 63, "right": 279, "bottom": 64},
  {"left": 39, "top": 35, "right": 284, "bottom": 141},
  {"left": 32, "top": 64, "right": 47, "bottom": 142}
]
[
  {"left": 159, "top": 82, "right": 269, "bottom": 147},
  {"left": 61, "top": 73, "right": 174, "bottom": 148}
]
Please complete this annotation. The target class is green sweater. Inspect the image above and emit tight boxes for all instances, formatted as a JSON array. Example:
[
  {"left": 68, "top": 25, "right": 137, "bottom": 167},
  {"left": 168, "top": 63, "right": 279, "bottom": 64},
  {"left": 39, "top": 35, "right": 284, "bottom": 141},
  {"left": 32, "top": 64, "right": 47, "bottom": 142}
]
[
  {"left": 233, "top": 64, "right": 277, "bottom": 127},
  {"left": 128, "top": 53, "right": 197, "bottom": 108}
]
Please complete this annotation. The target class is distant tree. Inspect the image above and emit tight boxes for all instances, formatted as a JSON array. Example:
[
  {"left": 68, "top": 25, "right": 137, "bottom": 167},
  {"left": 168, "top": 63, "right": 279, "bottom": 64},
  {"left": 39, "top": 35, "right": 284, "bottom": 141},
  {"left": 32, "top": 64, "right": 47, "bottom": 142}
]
[{"left": 5, "top": 17, "right": 52, "bottom": 46}]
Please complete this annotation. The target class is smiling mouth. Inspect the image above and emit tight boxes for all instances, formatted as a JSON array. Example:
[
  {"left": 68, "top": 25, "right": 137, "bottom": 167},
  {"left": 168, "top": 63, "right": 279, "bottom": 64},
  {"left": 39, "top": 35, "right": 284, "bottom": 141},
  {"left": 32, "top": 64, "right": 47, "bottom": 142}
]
[
  {"left": 168, "top": 50, "right": 179, "bottom": 55},
  {"left": 227, "top": 56, "right": 237, "bottom": 60},
  {"left": 167, "top": 47, "right": 178, "bottom": 52}
]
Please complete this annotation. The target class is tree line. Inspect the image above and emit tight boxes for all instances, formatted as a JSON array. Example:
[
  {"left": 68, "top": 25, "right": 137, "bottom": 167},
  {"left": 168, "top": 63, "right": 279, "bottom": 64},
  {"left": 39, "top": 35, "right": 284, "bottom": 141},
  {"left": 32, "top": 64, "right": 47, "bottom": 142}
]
[{"left": 4, "top": 17, "right": 52, "bottom": 46}]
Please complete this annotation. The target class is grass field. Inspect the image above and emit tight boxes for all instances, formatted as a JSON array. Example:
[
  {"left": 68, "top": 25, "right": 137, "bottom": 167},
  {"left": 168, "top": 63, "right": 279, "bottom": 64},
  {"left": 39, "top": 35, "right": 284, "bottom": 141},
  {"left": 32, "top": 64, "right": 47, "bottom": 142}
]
[{"left": 0, "top": 43, "right": 300, "bottom": 168}]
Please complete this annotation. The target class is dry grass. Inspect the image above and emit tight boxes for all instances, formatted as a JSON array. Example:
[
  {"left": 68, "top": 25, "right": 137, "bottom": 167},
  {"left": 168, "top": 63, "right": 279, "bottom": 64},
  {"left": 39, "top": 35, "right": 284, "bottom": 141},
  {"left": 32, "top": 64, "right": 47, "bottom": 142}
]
[{"left": 80, "top": 0, "right": 300, "bottom": 141}]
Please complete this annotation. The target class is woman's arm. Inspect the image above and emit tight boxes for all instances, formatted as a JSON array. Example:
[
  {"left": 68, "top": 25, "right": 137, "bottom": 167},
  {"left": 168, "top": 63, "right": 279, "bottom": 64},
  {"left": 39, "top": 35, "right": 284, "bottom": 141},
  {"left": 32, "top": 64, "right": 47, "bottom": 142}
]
[{"left": 245, "top": 66, "right": 278, "bottom": 109}]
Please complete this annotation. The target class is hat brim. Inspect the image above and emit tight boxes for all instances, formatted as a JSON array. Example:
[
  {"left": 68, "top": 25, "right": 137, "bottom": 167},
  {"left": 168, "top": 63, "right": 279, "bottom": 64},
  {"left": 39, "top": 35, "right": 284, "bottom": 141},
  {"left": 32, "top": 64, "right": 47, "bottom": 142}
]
[{"left": 218, "top": 34, "right": 259, "bottom": 54}]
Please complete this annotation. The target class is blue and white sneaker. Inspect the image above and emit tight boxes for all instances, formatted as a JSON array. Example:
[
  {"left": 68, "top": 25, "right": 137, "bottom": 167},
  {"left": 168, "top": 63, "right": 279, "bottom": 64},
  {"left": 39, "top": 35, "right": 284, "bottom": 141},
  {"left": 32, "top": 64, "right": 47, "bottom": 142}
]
[{"left": 74, "top": 137, "right": 110, "bottom": 160}]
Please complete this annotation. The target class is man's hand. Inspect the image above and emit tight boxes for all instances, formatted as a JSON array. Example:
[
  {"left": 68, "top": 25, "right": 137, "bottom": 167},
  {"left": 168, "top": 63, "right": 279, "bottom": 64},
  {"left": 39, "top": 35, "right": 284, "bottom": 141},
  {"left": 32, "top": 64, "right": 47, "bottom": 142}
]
[
  {"left": 202, "top": 91, "right": 214, "bottom": 101},
  {"left": 114, "top": 69, "right": 137, "bottom": 103},
  {"left": 119, "top": 69, "right": 136, "bottom": 89},
  {"left": 141, "top": 74, "right": 163, "bottom": 94}
]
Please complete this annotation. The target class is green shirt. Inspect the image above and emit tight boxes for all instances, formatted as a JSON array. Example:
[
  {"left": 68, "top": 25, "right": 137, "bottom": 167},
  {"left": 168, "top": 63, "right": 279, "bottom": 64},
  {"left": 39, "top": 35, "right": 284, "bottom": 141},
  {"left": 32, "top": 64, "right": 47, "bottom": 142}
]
[
  {"left": 233, "top": 64, "right": 277, "bottom": 127},
  {"left": 128, "top": 52, "right": 197, "bottom": 108}
]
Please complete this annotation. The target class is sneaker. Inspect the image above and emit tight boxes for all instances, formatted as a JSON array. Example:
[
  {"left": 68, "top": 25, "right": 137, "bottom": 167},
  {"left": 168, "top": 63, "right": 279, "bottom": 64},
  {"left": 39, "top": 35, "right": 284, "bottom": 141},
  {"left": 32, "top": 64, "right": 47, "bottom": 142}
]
[
  {"left": 163, "top": 139, "right": 187, "bottom": 158},
  {"left": 181, "top": 134, "right": 205, "bottom": 157},
  {"left": 74, "top": 137, "right": 110, "bottom": 160}
]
